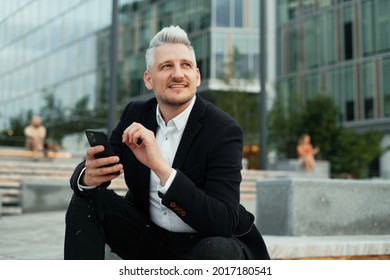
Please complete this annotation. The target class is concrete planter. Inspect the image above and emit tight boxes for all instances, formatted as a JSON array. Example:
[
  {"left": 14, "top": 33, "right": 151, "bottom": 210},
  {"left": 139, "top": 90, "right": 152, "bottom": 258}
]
[{"left": 256, "top": 178, "right": 390, "bottom": 236}]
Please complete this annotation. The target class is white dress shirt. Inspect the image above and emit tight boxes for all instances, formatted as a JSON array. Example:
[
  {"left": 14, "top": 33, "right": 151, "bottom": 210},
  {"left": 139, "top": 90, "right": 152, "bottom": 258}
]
[
  {"left": 150, "top": 96, "right": 196, "bottom": 232},
  {"left": 78, "top": 96, "right": 197, "bottom": 233}
]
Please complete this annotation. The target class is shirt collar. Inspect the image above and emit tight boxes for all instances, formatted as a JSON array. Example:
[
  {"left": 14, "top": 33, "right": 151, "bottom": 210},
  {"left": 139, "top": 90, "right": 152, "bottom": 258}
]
[{"left": 156, "top": 95, "right": 196, "bottom": 132}]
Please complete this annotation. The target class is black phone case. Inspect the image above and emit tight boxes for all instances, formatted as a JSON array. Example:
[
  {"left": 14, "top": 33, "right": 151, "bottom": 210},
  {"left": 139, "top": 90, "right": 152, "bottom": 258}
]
[
  {"left": 85, "top": 129, "right": 120, "bottom": 175},
  {"left": 85, "top": 129, "right": 115, "bottom": 158}
]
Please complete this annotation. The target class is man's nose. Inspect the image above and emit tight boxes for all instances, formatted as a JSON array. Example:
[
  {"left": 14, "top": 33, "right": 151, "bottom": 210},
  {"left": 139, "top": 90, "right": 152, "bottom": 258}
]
[{"left": 171, "top": 67, "right": 184, "bottom": 79}]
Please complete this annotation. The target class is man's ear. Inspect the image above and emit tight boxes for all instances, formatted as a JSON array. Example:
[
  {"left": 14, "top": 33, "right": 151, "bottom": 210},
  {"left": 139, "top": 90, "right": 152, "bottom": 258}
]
[
  {"left": 196, "top": 68, "right": 201, "bottom": 87},
  {"left": 144, "top": 71, "right": 153, "bottom": 90}
]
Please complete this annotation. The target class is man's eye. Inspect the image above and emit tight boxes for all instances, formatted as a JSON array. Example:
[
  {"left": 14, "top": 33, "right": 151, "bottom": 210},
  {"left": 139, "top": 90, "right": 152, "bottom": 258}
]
[{"left": 161, "top": 64, "right": 171, "bottom": 69}]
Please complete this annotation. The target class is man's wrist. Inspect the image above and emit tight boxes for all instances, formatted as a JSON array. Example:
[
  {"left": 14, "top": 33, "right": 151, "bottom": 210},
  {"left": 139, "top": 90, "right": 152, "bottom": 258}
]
[{"left": 77, "top": 167, "right": 96, "bottom": 191}]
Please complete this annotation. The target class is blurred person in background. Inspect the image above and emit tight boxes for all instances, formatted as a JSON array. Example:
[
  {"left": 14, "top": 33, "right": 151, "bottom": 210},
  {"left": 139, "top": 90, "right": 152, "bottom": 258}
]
[
  {"left": 24, "top": 115, "right": 47, "bottom": 161},
  {"left": 297, "top": 133, "right": 319, "bottom": 172}
]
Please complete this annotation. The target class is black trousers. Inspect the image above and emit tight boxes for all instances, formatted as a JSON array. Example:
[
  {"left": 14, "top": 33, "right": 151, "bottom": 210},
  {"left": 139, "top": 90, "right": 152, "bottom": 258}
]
[{"left": 64, "top": 187, "right": 246, "bottom": 260}]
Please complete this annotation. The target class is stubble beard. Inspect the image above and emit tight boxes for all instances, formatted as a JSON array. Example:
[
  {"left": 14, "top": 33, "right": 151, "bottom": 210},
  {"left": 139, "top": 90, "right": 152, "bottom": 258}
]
[{"left": 157, "top": 93, "right": 194, "bottom": 108}]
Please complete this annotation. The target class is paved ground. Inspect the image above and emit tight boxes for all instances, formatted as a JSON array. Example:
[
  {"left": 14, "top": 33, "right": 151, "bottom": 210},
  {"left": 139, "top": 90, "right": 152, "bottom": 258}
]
[
  {"left": 1, "top": 203, "right": 390, "bottom": 260},
  {"left": 0, "top": 210, "right": 66, "bottom": 260},
  {"left": 0, "top": 200, "right": 256, "bottom": 260}
]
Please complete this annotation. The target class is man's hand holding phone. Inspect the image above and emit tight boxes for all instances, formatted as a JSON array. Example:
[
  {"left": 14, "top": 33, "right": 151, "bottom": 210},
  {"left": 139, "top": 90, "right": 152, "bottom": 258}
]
[{"left": 82, "top": 130, "right": 123, "bottom": 186}]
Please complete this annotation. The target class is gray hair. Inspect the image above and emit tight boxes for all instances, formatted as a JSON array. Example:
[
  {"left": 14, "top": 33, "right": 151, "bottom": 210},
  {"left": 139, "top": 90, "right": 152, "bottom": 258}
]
[{"left": 145, "top": 25, "right": 197, "bottom": 71}]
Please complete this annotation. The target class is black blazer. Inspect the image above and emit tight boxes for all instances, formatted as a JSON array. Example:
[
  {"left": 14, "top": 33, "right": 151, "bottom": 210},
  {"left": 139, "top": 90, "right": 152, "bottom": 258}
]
[{"left": 70, "top": 95, "right": 269, "bottom": 259}]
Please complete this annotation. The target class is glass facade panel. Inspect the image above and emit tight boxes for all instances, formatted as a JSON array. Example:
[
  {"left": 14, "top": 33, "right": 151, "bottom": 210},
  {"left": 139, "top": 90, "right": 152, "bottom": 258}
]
[
  {"left": 192, "top": 33, "right": 210, "bottom": 79},
  {"left": 303, "top": 17, "right": 319, "bottom": 69},
  {"left": 383, "top": 57, "right": 390, "bottom": 117},
  {"left": 288, "top": 23, "right": 299, "bottom": 73},
  {"left": 319, "top": 0, "right": 332, "bottom": 8},
  {"left": 362, "top": 0, "right": 374, "bottom": 55},
  {"left": 216, "top": 0, "right": 230, "bottom": 27},
  {"left": 234, "top": 0, "right": 243, "bottom": 27},
  {"left": 303, "top": 73, "right": 319, "bottom": 100},
  {"left": 321, "top": 11, "right": 337, "bottom": 64},
  {"left": 232, "top": 33, "right": 249, "bottom": 78},
  {"left": 327, "top": 68, "right": 341, "bottom": 120},
  {"left": 249, "top": 0, "right": 259, "bottom": 27},
  {"left": 214, "top": 33, "right": 226, "bottom": 79},
  {"left": 375, "top": 0, "right": 390, "bottom": 53},
  {"left": 342, "top": 5, "right": 354, "bottom": 60},
  {"left": 302, "top": 0, "right": 315, "bottom": 15},
  {"left": 362, "top": 62, "right": 375, "bottom": 119},
  {"left": 278, "top": 0, "right": 299, "bottom": 24},
  {"left": 343, "top": 66, "right": 355, "bottom": 121}
]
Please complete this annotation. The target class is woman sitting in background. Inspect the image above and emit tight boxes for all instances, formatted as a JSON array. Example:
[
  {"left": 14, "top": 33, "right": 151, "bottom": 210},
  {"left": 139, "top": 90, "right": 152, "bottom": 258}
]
[{"left": 297, "top": 134, "right": 319, "bottom": 172}]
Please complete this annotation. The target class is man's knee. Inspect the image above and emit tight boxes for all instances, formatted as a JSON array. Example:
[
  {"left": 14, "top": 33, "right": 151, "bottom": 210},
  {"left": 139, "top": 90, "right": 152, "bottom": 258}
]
[
  {"left": 191, "top": 237, "right": 245, "bottom": 260},
  {"left": 67, "top": 188, "right": 115, "bottom": 216}
]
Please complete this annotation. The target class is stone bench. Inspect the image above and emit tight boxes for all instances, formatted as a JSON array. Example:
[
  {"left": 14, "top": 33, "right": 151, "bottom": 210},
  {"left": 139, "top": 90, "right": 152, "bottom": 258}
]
[
  {"left": 263, "top": 235, "right": 390, "bottom": 259},
  {"left": 0, "top": 148, "right": 73, "bottom": 161},
  {"left": 256, "top": 178, "right": 390, "bottom": 236},
  {"left": 0, "top": 177, "right": 23, "bottom": 215},
  {"left": 20, "top": 179, "right": 73, "bottom": 212},
  {"left": 20, "top": 177, "right": 127, "bottom": 213},
  {"left": 268, "top": 159, "right": 330, "bottom": 178}
]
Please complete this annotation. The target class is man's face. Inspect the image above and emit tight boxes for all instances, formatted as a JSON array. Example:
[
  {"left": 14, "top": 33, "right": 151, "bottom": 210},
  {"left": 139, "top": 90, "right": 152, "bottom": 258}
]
[
  {"left": 144, "top": 43, "right": 201, "bottom": 108},
  {"left": 32, "top": 116, "right": 41, "bottom": 127}
]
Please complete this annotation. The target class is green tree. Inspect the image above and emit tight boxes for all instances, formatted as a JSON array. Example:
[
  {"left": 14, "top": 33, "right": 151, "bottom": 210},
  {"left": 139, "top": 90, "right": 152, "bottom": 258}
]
[
  {"left": 299, "top": 94, "right": 339, "bottom": 160},
  {"left": 268, "top": 93, "right": 304, "bottom": 158},
  {"left": 329, "top": 128, "right": 383, "bottom": 178},
  {"left": 39, "top": 90, "right": 67, "bottom": 145},
  {"left": 268, "top": 93, "right": 384, "bottom": 178},
  {"left": 0, "top": 110, "right": 33, "bottom": 146}
]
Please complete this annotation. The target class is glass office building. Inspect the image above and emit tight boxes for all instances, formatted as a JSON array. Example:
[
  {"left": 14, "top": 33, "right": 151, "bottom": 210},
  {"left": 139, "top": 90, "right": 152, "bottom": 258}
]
[
  {"left": 0, "top": 0, "right": 113, "bottom": 133},
  {"left": 0, "top": 0, "right": 262, "bottom": 146},
  {"left": 276, "top": 0, "right": 390, "bottom": 176},
  {"left": 276, "top": 0, "right": 390, "bottom": 127}
]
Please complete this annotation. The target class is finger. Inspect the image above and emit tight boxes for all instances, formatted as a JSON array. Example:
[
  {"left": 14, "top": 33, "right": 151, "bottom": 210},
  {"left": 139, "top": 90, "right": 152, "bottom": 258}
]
[
  {"left": 86, "top": 145, "right": 104, "bottom": 160},
  {"left": 123, "top": 122, "right": 143, "bottom": 144},
  {"left": 94, "top": 155, "right": 120, "bottom": 168},
  {"left": 97, "top": 163, "right": 123, "bottom": 176}
]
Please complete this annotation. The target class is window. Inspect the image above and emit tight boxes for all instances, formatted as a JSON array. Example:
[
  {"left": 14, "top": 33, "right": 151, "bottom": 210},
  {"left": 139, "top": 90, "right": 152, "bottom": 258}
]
[
  {"left": 321, "top": 11, "right": 337, "bottom": 64},
  {"left": 375, "top": 0, "right": 390, "bottom": 53},
  {"left": 383, "top": 58, "right": 390, "bottom": 117},
  {"left": 328, "top": 68, "right": 343, "bottom": 121},
  {"left": 234, "top": 0, "right": 243, "bottom": 27},
  {"left": 362, "top": 0, "right": 374, "bottom": 55},
  {"left": 343, "top": 6, "right": 354, "bottom": 60},
  {"left": 303, "top": 17, "right": 319, "bottom": 69},
  {"left": 343, "top": 66, "right": 355, "bottom": 121},
  {"left": 216, "top": 0, "right": 230, "bottom": 27},
  {"left": 288, "top": 23, "right": 299, "bottom": 73},
  {"left": 362, "top": 62, "right": 375, "bottom": 119},
  {"left": 303, "top": 73, "right": 319, "bottom": 100}
]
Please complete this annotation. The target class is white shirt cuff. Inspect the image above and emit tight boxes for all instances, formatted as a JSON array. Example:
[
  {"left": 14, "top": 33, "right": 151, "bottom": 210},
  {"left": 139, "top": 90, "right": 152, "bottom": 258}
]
[
  {"left": 77, "top": 167, "right": 97, "bottom": 192},
  {"left": 157, "top": 169, "right": 177, "bottom": 195}
]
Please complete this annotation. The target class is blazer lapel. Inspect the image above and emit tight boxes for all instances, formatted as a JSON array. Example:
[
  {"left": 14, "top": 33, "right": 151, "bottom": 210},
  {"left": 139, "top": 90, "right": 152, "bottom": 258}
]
[
  {"left": 172, "top": 96, "right": 205, "bottom": 169},
  {"left": 139, "top": 105, "right": 158, "bottom": 203}
]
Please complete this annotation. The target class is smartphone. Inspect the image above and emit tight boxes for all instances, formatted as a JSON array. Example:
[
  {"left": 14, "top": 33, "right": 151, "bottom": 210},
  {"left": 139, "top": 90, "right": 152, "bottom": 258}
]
[{"left": 85, "top": 129, "right": 120, "bottom": 175}]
